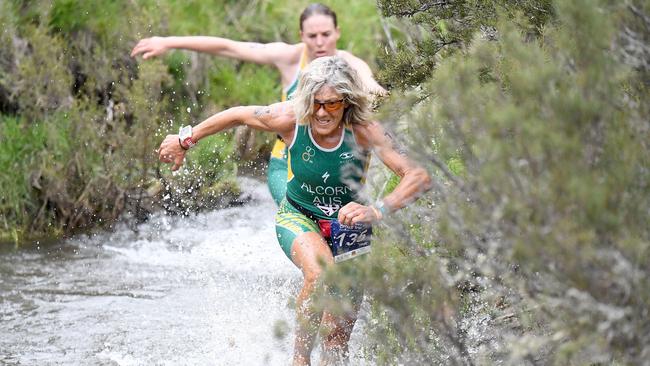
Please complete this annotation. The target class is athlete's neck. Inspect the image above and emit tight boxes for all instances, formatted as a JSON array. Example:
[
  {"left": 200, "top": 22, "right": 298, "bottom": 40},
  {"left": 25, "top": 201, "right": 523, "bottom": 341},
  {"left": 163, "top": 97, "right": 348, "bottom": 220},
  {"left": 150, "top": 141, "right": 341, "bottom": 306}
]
[{"left": 310, "top": 123, "right": 344, "bottom": 149}]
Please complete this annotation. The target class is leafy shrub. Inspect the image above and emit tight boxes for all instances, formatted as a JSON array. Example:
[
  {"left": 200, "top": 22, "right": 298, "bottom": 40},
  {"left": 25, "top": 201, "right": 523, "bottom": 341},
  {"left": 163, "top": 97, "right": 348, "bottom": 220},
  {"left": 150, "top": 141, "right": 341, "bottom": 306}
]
[
  {"left": 320, "top": 0, "right": 650, "bottom": 364},
  {"left": 0, "top": 116, "right": 48, "bottom": 241}
]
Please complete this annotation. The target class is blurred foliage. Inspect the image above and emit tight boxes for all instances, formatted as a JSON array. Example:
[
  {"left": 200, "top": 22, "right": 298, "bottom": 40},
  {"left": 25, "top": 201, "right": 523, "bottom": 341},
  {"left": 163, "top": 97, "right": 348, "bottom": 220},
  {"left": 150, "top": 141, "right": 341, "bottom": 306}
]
[
  {"left": 375, "top": 0, "right": 555, "bottom": 89},
  {"left": 326, "top": 0, "right": 649, "bottom": 364},
  {"left": 0, "top": 0, "right": 383, "bottom": 243}
]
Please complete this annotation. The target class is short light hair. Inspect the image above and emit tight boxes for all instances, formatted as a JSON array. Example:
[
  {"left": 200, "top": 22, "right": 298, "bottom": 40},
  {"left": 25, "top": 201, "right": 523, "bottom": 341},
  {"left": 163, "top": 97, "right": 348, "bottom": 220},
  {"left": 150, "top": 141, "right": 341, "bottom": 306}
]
[{"left": 293, "top": 56, "right": 371, "bottom": 126}]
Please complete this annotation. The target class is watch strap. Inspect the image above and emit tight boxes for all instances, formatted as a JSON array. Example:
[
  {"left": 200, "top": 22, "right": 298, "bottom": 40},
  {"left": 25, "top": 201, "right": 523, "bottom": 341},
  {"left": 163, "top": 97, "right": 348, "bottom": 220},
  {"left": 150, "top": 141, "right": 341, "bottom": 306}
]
[
  {"left": 179, "top": 136, "right": 196, "bottom": 150},
  {"left": 178, "top": 125, "right": 196, "bottom": 150}
]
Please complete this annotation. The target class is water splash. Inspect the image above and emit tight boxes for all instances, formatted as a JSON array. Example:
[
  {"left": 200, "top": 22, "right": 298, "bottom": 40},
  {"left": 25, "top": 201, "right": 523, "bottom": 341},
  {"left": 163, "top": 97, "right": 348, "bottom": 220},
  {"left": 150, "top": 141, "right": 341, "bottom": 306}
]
[{"left": 0, "top": 177, "right": 372, "bottom": 365}]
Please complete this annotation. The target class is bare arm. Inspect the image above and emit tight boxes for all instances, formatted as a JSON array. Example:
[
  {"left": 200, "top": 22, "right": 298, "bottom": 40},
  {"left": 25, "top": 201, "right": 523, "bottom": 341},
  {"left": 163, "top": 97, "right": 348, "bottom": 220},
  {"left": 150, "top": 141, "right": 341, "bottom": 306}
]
[
  {"left": 366, "top": 122, "right": 431, "bottom": 211},
  {"left": 158, "top": 101, "right": 295, "bottom": 171},
  {"left": 131, "top": 36, "right": 298, "bottom": 67},
  {"left": 338, "top": 121, "right": 431, "bottom": 225}
]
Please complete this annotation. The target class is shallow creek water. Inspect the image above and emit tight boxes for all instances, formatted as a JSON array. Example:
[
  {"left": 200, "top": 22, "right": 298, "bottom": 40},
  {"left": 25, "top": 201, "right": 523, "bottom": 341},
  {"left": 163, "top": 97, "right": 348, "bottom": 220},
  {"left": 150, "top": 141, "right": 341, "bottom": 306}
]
[{"left": 0, "top": 178, "right": 370, "bottom": 365}]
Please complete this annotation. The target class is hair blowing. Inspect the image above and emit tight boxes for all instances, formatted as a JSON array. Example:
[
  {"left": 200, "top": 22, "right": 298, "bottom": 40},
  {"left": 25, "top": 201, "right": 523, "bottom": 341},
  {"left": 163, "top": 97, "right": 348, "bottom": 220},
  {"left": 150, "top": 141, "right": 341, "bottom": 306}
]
[
  {"left": 293, "top": 56, "right": 371, "bottom": 126},
  {"left": 299, "top": 3, "right": 337, "bottom": 30}
]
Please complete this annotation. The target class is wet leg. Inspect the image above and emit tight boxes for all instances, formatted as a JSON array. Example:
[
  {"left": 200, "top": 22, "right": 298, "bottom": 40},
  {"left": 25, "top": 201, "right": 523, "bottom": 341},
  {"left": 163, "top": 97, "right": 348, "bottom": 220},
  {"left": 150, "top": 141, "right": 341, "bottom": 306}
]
[
  {"left": 319, "top": 297, "right": 361, "bottom": 365},
  {"left": 290, "top": 232, "right": 334, "bottom": 366}
]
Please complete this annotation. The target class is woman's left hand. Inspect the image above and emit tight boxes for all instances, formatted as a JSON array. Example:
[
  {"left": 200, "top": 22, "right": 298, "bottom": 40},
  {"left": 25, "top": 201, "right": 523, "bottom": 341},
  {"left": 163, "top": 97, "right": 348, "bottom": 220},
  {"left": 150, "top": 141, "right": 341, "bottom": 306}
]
[
  {"left": 337, "top": 202, "right": 380, "bottom": 226},
  {"left": 157, "top": 134, "right": 186, "bottom": 171}
]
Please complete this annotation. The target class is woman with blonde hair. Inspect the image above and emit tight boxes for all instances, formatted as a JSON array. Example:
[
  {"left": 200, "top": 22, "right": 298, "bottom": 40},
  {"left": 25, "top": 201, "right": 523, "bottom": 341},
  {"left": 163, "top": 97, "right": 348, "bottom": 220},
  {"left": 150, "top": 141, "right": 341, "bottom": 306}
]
[
  {"left": 133, "top": 3, "right": 385, "bottom": 206},
  {"left": 157, "top": 56, "right": 429, "bottom": 365}
]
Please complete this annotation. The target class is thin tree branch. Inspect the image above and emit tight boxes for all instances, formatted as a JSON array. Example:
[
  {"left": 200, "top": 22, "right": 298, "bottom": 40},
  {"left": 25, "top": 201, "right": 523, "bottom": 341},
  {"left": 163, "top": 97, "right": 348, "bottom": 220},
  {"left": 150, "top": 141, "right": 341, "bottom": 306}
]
[{"left": 392, "top": 1, "right": 452, "bottom": 18}]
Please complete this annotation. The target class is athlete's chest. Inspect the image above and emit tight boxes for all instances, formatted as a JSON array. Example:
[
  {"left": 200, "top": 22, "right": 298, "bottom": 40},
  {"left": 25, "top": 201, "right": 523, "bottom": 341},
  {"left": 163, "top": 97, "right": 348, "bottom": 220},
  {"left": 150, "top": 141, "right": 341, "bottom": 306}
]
[{"left": 290, "top": 129, "right": 366, "bottom": 186}]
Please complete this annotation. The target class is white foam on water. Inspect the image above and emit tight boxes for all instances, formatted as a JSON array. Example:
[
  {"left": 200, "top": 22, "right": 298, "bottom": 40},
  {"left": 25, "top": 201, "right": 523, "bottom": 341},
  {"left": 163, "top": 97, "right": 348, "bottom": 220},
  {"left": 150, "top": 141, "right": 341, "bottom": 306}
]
[{"left": 1, "top": 177, "right": 371, "bottom": 365}]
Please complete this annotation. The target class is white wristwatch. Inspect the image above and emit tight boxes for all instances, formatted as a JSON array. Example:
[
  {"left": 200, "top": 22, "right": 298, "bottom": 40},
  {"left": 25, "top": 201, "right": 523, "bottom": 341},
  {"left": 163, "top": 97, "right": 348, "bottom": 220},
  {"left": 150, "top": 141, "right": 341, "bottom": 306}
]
[
  {"left": 178, "top": 125, "right": 196, "bottom": 150},
  {"left": 375, "top": 200, "right": 389, "bottom": 217}
]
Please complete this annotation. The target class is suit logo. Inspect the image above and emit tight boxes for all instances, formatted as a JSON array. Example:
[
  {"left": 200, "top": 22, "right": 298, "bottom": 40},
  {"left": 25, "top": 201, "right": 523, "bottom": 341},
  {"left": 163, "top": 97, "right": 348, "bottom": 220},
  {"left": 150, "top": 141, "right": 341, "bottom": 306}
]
[
  {"left": 316, "top": 203, "right": 340, "bottom": 217},
  {"left": 302, "top": 146, "right": 315, "bottom": 163},
  {"left": 339, "top": 151, "right": 354, "bottom": 160}
]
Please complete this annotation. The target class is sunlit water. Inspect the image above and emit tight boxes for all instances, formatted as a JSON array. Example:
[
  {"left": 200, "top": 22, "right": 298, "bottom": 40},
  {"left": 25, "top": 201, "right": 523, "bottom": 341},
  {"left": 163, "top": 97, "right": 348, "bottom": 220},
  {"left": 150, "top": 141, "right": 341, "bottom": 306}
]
[{"left": 0, "top": 177, "right": 369, "bottom": 365}]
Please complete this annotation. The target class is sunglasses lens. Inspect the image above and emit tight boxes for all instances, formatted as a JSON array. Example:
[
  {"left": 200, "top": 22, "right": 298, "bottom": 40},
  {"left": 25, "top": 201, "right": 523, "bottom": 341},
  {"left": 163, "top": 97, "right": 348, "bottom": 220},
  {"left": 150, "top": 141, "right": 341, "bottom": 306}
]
[
  {"left": 324, "top": 101, "right": 343, "bottom": 112},
  {"left": 313, "top": 99, "right": 345, "bottom": 112}
]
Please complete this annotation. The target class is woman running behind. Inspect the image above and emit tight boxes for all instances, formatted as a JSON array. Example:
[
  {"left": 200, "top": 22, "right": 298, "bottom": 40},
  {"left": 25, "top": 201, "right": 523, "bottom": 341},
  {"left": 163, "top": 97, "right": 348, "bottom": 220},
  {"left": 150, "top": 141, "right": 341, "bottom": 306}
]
[
  {"left": 132, "top": 3, "right": 385, "bottom": 206},
  {"left": 157, "top": 56, "right": 429, "bottom": 365}
]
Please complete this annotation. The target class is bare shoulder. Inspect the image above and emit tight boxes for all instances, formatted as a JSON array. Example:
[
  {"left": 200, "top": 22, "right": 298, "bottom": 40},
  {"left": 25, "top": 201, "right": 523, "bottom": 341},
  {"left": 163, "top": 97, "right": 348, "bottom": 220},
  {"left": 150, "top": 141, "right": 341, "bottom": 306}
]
[
  {"left": 338, "top": 50, "right": 368, "bottom": 67},
  {"left": 337, "top": 50, "right": 356, "bottom": 60},
  {"left": 337, "top": 50, "right": 385, "bottom": 95},
  {"left": 253, "top": 101, "right": 296, "bottom": 135},
  {"left": 264, "top": 43, "right": 300, "bottom": 82},
  {"left": 271, "top": 43, "right": 302, "bottom": 67},
  {"left": 352, "top": 120, "right": 384, "bottom": 149}
]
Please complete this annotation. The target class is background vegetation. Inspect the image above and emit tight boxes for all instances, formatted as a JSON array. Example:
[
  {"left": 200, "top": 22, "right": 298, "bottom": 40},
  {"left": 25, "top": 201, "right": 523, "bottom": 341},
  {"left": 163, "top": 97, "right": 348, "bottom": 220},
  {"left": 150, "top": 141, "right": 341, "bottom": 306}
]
[
  {"left": 0, "top": 0, "right": 383, "bottom": 242},
  {"left": 330, "top": 0, "right": 648, "bottom": 364},
  {"left": 1, "top": 0, "right": 648, "bottom": 364}
]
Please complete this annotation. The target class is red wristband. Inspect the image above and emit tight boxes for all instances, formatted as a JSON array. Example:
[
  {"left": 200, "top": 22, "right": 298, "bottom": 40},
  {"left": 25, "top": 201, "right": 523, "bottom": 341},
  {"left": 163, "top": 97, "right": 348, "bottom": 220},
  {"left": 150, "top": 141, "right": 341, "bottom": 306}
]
[{"left": 179, "top": 136, "right": 196, "bottom": 150}]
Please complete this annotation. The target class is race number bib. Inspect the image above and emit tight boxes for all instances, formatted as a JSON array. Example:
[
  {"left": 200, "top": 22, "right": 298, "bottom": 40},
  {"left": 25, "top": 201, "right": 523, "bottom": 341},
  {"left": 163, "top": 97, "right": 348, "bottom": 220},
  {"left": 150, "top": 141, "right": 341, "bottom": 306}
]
[{"left": 330, "top": 220, "right": 372, "bottom": 263}]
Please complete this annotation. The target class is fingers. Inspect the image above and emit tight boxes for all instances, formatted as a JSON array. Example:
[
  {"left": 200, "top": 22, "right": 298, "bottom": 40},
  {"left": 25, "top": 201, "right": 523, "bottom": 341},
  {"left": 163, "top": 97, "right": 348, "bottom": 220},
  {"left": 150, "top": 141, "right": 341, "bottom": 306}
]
[
  {"left": 158, "top": 150, "right": 184, "bottom": 170},
  {"left": 338, "top": 203, "right": 372, "bottom": 225},
  {"left": 130, "top": 39, "right": 147, "bottom": 57},
  {"left": 130, "top": 38, "right": 160, "bottom": 59},
  {"left": 158, "top": 152, "right": 172, "bottom": 163},
  {"left": 337, "top": 204, "right": 353, "bottom": 225},
  {"left": 132, "top": 47, "right": 153, "bottom": 59},
  {"left": 350, "top": 213, "right": 364, "bottom": 225},
  {"left": 156, "top": 135, "right": 185, "bottom": 170},
  {"left": 172, "top": 154, "right": 184, "bottom": 171},
  {"left": 350, "top": 209, "right": 370, "bottom": 225}
]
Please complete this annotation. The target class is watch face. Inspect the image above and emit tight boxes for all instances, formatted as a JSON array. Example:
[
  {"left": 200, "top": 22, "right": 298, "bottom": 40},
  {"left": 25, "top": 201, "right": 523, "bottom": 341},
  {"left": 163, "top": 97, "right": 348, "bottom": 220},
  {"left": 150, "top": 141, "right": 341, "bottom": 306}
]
[
  {"left": 375, "top": 200, "right": 387, "bottom": 215},
  {"left": 179, "top": 125, "right": 192, "bottom": 140}
]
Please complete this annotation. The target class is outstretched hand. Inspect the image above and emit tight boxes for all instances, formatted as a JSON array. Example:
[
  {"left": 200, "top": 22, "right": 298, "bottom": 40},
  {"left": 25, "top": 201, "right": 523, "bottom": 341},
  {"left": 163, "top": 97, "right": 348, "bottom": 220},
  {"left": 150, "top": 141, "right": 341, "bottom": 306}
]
[
  {"left": 337, "top": 202, "right": 381, "bottom": 226},
  {"left": 131, "top": 37, "right": 168, "bottom": 59},
  {"left": 157, "top": 134, "right": 186, "bottom": 171}
]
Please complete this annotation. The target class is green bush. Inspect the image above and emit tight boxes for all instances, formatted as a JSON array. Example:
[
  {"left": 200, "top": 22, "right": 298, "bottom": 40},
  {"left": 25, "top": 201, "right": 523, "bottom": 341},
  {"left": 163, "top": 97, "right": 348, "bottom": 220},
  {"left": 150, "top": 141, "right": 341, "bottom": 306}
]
[
  {"left": 0, "top": 116, "right": 48, "bottom": 241},
  {"left": 320, "top": 0, "right": 649, "bottom": 364},
  {"left": 0, "top": 1, "right": 188, "bottom": 241}
]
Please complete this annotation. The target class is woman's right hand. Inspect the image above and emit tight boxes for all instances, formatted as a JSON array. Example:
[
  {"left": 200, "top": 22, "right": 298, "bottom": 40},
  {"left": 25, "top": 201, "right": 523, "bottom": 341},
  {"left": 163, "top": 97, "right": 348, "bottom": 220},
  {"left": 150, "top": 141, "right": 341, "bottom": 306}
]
[
  {"left": 338, "top": 202, "right": 381, "bottom": 226},
  {"left": 157, "top": 134, "right": 186, "bottom": 171},
  {"left": 131, "top": 37, "right": 169, "bottom": 59}
]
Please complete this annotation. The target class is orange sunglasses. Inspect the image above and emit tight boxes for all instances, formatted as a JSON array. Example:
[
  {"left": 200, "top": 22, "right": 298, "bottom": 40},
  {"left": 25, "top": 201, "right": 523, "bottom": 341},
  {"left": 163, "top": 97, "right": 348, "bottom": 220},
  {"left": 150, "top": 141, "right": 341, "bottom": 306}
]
[{"left": 313, "top": 99, "right": 345, "bottom": 113}]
